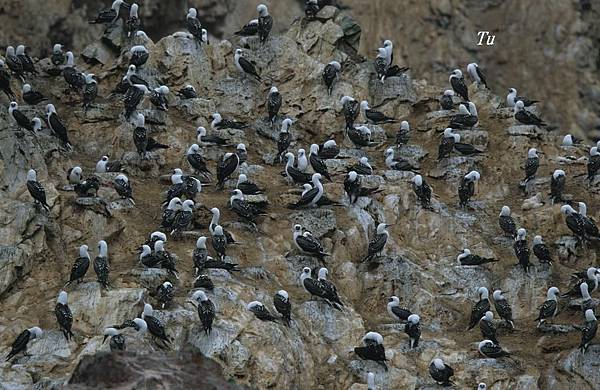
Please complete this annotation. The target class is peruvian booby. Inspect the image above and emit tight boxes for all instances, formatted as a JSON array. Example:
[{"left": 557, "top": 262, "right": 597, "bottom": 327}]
[
  {"left": 46, "top": 103, "right": 71, "bottom": 149},
  {"left": 134, "top": 114, "right": 168, "bottom": 157},
  {"left": 139, "top": 242, "right": 160, "bottom": 268},
  {"left": 247, "top": 301, "right": 278, "bottom": 322},
  {"left": 340, "top": 96, "right": 360, "bottom": 130},
  {"left": 230, "top": 189, "right": 267, "bottom": 222},
  {"left": 5, "top": 327, "right": 43, "bottom": 362},
  {"left": 96, "top": 155, "right": 122, "bottom": 173},
  {"left": 479, "top": 311, "right": 499, "bottom": 344},
  {"left": 187, "top": 144, "right": 211, "bottom": 176},
  {"left": 123, "top": 83, "right": 150, "bottom": 119},
  {"left": 305, "top": 0, "right": 320, "bottom": 20},
  {"left": 156, "top": 281, "right": 174, "bottom": 309},
  {"left": 94, "top": 240, "right": 110, "bottom": 289},
  {"left": 161, "top": 198, "right": 182, "bottom": 229},
  {"left": 211, "top": 225, "right": 229, "bottom": 259},
  {"left": 440, "top": 90, "right": 454, "bottom": 110},
  {"left": 514, "top": 228, "right": 531, "bottom": 272},
  {"left": 89, "top": 0, "right": 127, "bottom": 24},
  {"left": 186, "top": 8, "right": 203, "bottom": 42},
  {"left": 348, "top": 126, "right": 375, "bottom": 147},
  {"left": 449, "top": 69, "right": 469, "bottom": 101},
  {"left": 374, "top": 48, "right": 389, "bottom": 83},
  {"left": 408, "top": 174, "right": 431, "bottom": 209},
  {"left": 51, "top": 44, "right": 65, "bottom": 67},
  {"left": 587, "top": 147, "right": 600, "bottom": 182},
  {"left": 209, "top": 208, "right": 237, "bottom": 245},
  {"left": 579, "top": 309, "right": 597, "bottom": 353},
  {"left": 197, "top": 126, "right": 230, "bottom": 146},
  {"left": 288, "top": 173, "right": 324, "bottom": 208},
  {"left": 257, "top": 4, "right": 273, "bottom": 45},
  {"left": 467, "top": 63, "right": 487, "bottom": 88},
  {"left": 532, "top": 235, "right": 553, "bottom": 265},
  {"left": 9, "top": 102, "right": 34, "bottom": 131},
  {"left": 55, "top": 291, "right": 74, "bottom": 340},
  {"left": 478, "top": 340, "right": 510, "bottom": 358},
  {"left": 292, "top": 224, "right": 329, "bottom": 259},
  {"left": 217, "top": 152, "right": 240, "bottom": 189},
  {"left": 277, "top": 118, "right": 293, "bottom": 162},
  {"left": 67, "top": 166, "right": 83, "bottom": 185},
  {"left": 5, "top": 46, "right": 24, "bottom": 80},
  {"left": 578, "top": 283, "right": 595, "bottom": 314},
  {"left": 458, "top": 170, "right": 480, "bottom": 207},
  {"left": 467, "top": 287, "right": 490, "bottom": 330},
  {"left": 387, "top": 296, "right": 412, "bottom": 322},
  {"left": 318, "top": 267, "right": 344, "bottom": 309},
  {"left": 449, "top": 103, "right": 478, "bottom": 129},
  {"left": 170, "top": 199, "right": 194, "bottom": 236},
  {"left": 498, "top": 206, "right": 517, "bottom": 238},
  {"left": 363, "top": 223, "right": 391, "bottom": 262},
  {"left": 274, "top": 290, "right": 291, "bottom": 326},
  {"left": 194, "top": 274, "right": 214, "bottom": 290},
  {"left": 66, "top": 244, "right": 91, "bottom": 286},
  {"left": 267, "top": 86, "right": 281, "bottom": 125},
  {"left": 438, "top": 128, "right": 456, "bottom": 160},
  {"left": 82, "top": 73, "right": 98, "bottom": 110},
  {"left": 396, "top": 120, "right": 410, "bottom": 147},
  {"left": 323, "top": 61, "right": 341, "bottom": 96},
  {"left": 361, "top": 100, "right": 397, "bottom": 124},
  {"left": 309, "top": 144, "right": 332, "bottom": 181},
  {"left": 155, "top": 241, "right": 179, "bottom": 278},
  {"left": 62, "top": 51, "right": 85, "bottom": 91},
  {"left": 563, "top": 267, "right": 598, "bottom": 297},
  {"left": 191, "top": 290, "right": 215, "bottom": 334},
  {"left": 211, "top": 112, "right": 248, "bottom": 130},
  {"left": 523, "top": 148, "right": 540, "bottom": 183},
  {"left": 492, "top": 290, "right": 514, "bottom": 328},
  {"left": 149, "top": 85, "right": 169, "bottom": 111},
  {"left": 535, "top": 287, "right": 559, "bottom": 327},
  {"left": 561, "top": 205, "right": 587, "bottom": 241},
  {"left": 354, "top": 332, "right": 388, "bottom": 371},
  {"left": 103, "top": 328, "right": 126, "bottom": 351},
  {"left": 235, "top": 19, "right": 258, "bottom": 36},
  {"left": 143, "top": 231, "right": 166, "bottom": 250},
  {"left": 178, "top": 85, "right": 197, "bottom": 99},
  {"left": 114, "top": 174, "right": 134, "bottom": 203},
  {"left": 344, "top": 171, "right": 382, "bottom": 204},
  {"left": 429, "top": 358, "right": 454, "bottom": 386},
  {"left": 405, "top": 314, "right": 421, "bottom": 349},
  {"left": 142, "top": 303, "right": 171, "bottom": 345},
  {"left": 384, "top": 148, "right": 418, "bottom": 172},
  {"left": 452, "top": 133, "right": 484, "bottom": 156},
  {"left": 578, "top": 202, "right": 600, "bottom": 239},
  {"left": 348, "top": 156, "right": 373, "bottom": 175},
  {"left": 296, "top": 149, "right": 308, "bottom": 172},
  {"left": 126, "top": 3, "right": 140, "bottom": 37},
  {"left": 22, "top": 84, "right": 46, "bottom": 105},
  {"left": 550, "top": 169, "right": 566, "bottom": 204},
  {"left": 0, "top": 60, "right": 15, "bottom": 100},
  {"left": 26, "top": 169, "right": 50, "bottom": 211},
  {"left": 562, "top": 134, "right": 581, "bottom": 147},
  {"left": 237, "top": 174, "right": 264, "bottom": 195},
  {"left": 514, "top": 100, "right": 546, "bottom": 127},
  {"left": 129, "top": 45, "right": 149, "bottom": 67},
  {"left": 507, "top": 88, "right": 538, "bottom": 107},
  {"left": 236, "top": 143, "right": 248, "bottom": 164},
  {"left": 234, "top": 49, "right": 261, "bottom": 81},
  {"left": 457, "top": 249, "right": 497, "bottom": 266},
  {"left": 124, "top": 64, "right": 148, "bottom": 87}
]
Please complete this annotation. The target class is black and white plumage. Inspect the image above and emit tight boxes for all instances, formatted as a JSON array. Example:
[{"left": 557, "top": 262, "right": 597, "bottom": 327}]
[
  {"left": 467, "top": 63, "right": 487, "bottom": 88},
  {"left": 478, "top": 340, "right": 510, "bottom": 359},
  {"left": 96, "top": 155, "right": 122, "bottom": 173},
  {"left": 348, "top": 156, "right": 373, "bottom": 176},
  {"left": 149, "top": 85, "right": 169, "bottom": 111},
  {"left": 237, "top": 174, "right": 263, "bottom": 195},
  {"left": 0, "top": 60, "right": 15, "bottom": 100},
  {"left": 234, "top": 49, "right": 261, "bottom": 81},
  {"left": 532, "top": 235, "right": 553, "bottom": 265},
  {"left": 191, "top": 290, "right": 215, "bottom": 335},
  {"left": 429, "top": 358, "right": 454, "bottom": 386},
  {"left": 384, "top": 148, "right": 418, "bottom": 172},
  {"left": 178, "top": 85, "right": 197, "bottom": 99},
  {"left": 374, "top": 48, "right": 389, "bottom": 83},
  {"left": 114, "top": 174, "right": 134, "bottom": 203},
  {"left": 211, "top": 225, "right": 229, "bottom": 259},
  {"left": 411, "top": 174, "right": 432, "bottom": 209},
  {"left": 492, "top": 290, "right": 514, "bottom": 328},
  {"left": 94, "top": 240, "right": 110, "bottom": 289},
  {"left": 186, "top": 144, "right": 211, "bottom": 176},
  {"left": 457, "top": 249, "right": 497, "bottom": 266},
  {"left": 103, "top": 328, "right": 126, "bottom": 351},
  {"left": 133, "top": 114, "right": 168, "bottom": 158},
  {"left": 67, "top": 245, "right": 91, "bottom": 286},
  {"left": 124, "top": 64, "right": 148, "bottom": 88},
  {"left": 15, "top": 45, "right": 36, "bottom": 75},
  {"left": 276, "top": 118, "right": 293, "bottom": 162},
  {"left": 322, "top": 61, "right": 341, "bottom": 96},
  {"left": 296, "top": 149, "right": 308, "bottom": 172},
  {"left": 354, "top": 332, "right": 388, "bottom": 371},
  {"left": 125, "top": 3, "right": 140, "bottom": 37},
  {"left": 154, "top": 240, "right": 179, "bottom": 278},
  {"left": 236, "top": 143, "right": 247, "bottom": 165},
  {"left": 305, "top": 0, "right": 320, "bottom": 20},
  {"left": 194, "top": 274, "right": 214, "bottom": 290},
  {"left": 5, "top": 46, "right": 24, "bottom": 79},
  {"left": 458, "top": 170, "right": 480, "bottom": 207},
  {"left": 5, "top": 327, "right": 43, "bottom": 362},
  {"left": 161, "top": 197, "right": 181, "bottom": 229},
  {"left": 561, "top": 205, "right": 587, "bottom": 240},
  {"left": 534, "top": 287, "right": 559, "bottom": 327},
  {"left": 562, "top": 134, "right": 581, "bottom": 147},
  {"left": 344, "top": 171, "right": 382, "bottom": 204},
  {"left": 89, "top": 0, "right": 126, "bottom": 24},
  {"left": 292, "top": 224, "right": 329, "bottom": 259},
  {"left": 318, "top": 267, "right": 343, "bottom": 308},
  {"left": 274, "top": 290, "right": 291, "bottom": 326},
  {"left": 123, "top": 84, "right": 149, "bottom": 119},
  {"left": 396, "top": 120, "right": 410, "bottom": 147},
  {"left": 216, "top": 152, "right": 240, "bottom": 189},
  {"left": 452, "top": 133, "right": 484, "bottom": 156},
  {"left": 440, "top": 90, "right": 454, "bottom": 110},
  {"left": 288, "top": 173, "right": 324, "bottom": 208},
  {"left": 478, "top": 383, "right": 487, "bottom": 390},
  {"left": 209, "top": 207, "right": 238, "bottom": 245},
  {"left": 523, "top": 148, "right": 540, "bottom": 183},
  {"left": 479, "top": 311, "right": 499, "bottom": 344},
  {"left": 348, "top": 125, "right": 374, "bottom": 147},
  {"left": 82, "top": 74, "right": 98, "bottom": 110},
  {"left": 63, "top": 51, "right": 85, "bottom": 91},
  {"left": 404, "top": 314, "right": 421, "bottom": 349},
  {"left": 514, "top": 100, "right": 546, "bottom": 127},
  {"left": 498, "top": 206, "right": 517, "bottom": 238},
  {"left": 387, "top": 296, "right": 412, "bottom": 322},
  {"left": 340, "top": 96, "right": 360, "bottom": 130},
  {"left": 9, "top": 102, "right": 34, "bottom": 131},
  {"left": 449, "top": 69, "right": 468, "bottom": 101},
  {"left": 235, "top": 19, "right": 258, "bottom": 36},
  {"left": 467, "top": 287, "right": 490, "bottom": 330},
  {"left": 363, "top": 223, "right": 391, "bottom": 262},
  {"left": 55, "top": 291, "right": 74, "bottom": 340},
  {"left": 361, "top": 100, "right": 397, "bottom": 124},
  {"left": 211, "top": 112, "right": 248, "bottom": 131},
  {"left": 449, "top": 103, "right": 478, "bottom": 129},
  {"left": 229, "top": 189, "right": 267, "bottom": 222},
  {"left": 156, "top": 281, "right": 174, "bottom": 309},
  {"left": 579, "top": 309, "right": 598, "bottom": 353},
  {"left": 587, "top": 147, "right": 600, "bottom": 183},
  {"left": 129, "top": 45, "right": 149, "bottom": 67},
  {"left": 309, "top": 144, "right": 332, "bottom": 181},
  {"left": 513, "top": 228, "right": 530, "bottom": 272},
  {"left": 247, "top": 301, "right": 278, "bottom": 322},
  {"left": 26, "top": 169, "right": 50, "bottom": 211},
  {"left": 257, "top": 4, "right": 273, "bottom": 45},
  {"left": 139, "top": 241, "right": 161, "bottom": 268},
  {"left": 170, "top": 199, "right": 194, "bottom": 236},
  {"left": 185, "top": 8, "right": 203, "bottom": 42},
  {"left": 46, "top": 103, "right": 71, "bottom": 149},
  {"left": 67, "top": 166, "right": 83, "bottom": 185},
  {"left": 267, "top": 86, "right": 281, "bottom": 124},
  {"left": 142, "top": 303, "right": 171, "bottom": 345},
  {"left": 51, "top": 44, "right": 65, "bottom": 67},
  {"left": 550, "top": 169, "right": 566, "bottom": 204},
  {"left": 578, "top": 202, "right": 600, "bottom": 239},
  {"left": 563, "top": 267, "right": 598, "bottom": 297},
  {"left": 196, "top": 126, "right": 229, "bottom": 147},
  {"left": 22, "top": 84, "right": 46, "bottom": 105},
  {"left": 507, "top": 88, "right": 538, "bottom": 107},
  {"left": 438, "top": 128, "right": 456, "bottom": 160}
]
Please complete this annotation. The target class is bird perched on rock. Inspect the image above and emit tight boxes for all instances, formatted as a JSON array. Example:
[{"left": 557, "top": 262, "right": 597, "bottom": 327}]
[
  {"left": 94, "top": 240, "right": 110, "bottom": 289},
  {"left": 114, "top": 174, "right": 134, "bottom": 203},
  {"left": 411, "top": 174, "right": 432, "bottom": 209},
  {"left": 513, "top": 228, "right": 531, "bottom": 272},
  {"left": 186, "top": 144, "right": 212, "bottom": 177},
  {"left": 103, "top": 328, "right": 126, "bottom": 351},
  {"left": 478, "top": 340, "right": 510, "bottom": 358},
  {"left": 125, "top": 3, "right": 140, "bottom": 37},
  {"left": 348, "top": 156, "right": 373, "bottom": 176},
  {"left": 322, "top": 61, "right": 341, "bottom": 96},
  {"left": 309, "top": 144, "right": 332, "bottom": 181},
  {"left": 142, "top": 303, "right": 171, "bottom": 346},
  {"left": 438, "top": 128, "right": 456, "bottom": 160},
  {"left": 363, "top": 223, "right": 391, "bottom": 262},
  {"left": 129, "top": 45, "right": 149, "bottom": 67},
  {"left": 170, "top": 199, "right": 194, "bottom": 236},
  {"left": 404, "top": 314, "right": 421, "bottom": 349},
  {"left": 387, "top": 296, "right": 412, "bottom": 323},
  {"left": 532, "top": 235, "right": 553, "bottom": 265},
  {"left": 247, "top": 301, "right": 278, "bottom": 322},
  {"left": 587, "top": 147, "right": 600, "bottom": 183},
  {"left": 396, "top": 120, "right": 411, "bottom": 147},
  {"left": 340, "top": 96, "right": 359, "bottom": 130},
  {"left": 257, "top": 4, "right": 273, "bottom": 45},
  {"left": 318, "top": 267, "right": 344, "bottom": 309},
  {"left": 458, "top": 170, "right": 480, "bottom": 207},
  {"left": 156, "top": 281, "right": 174, "bottom": 309},
  {"left": 236, "top": 173, "right": 263, "bottom": 195},
  {"left": 449, "top": 69, "right": 468, "bottom": 101},
  {"left": 467, "top": 62, "right": 487, "bottom": 88},
  {"left": 89, "top": 0, "right": 127, "bottom": 25},
  {"left": 507, "top": 88, "right": 538, "bottom": 107},
  {"left": 123, "top": 83, "right": 149, "bottom": 119},
  {"left": 292, "top": 224, "right": 329, "bottom": 259},
  {"left": 26, "top": 169, "right": 50, "bottom": 211},
  {"left": 353, "top": 332, "right": 388, "bottom": 371},
  {"left": 274, "top": 290, "right": 292, "bottom": 326},
  {"left": 429, "top": 358, "right": 454, "bottom": 386},
  {"left": 523, "top": 148, "right": 540, "bottom": 184},
  {"left": 550, "top": 169, "right": 566, "bottom": 204},
  {"left": 344, "top": 171, "right": 382, "bottom": 204},
  {"left": 234, "top": 49, "right": 261, "bottom": 81},
  {"left": 579, "top": 309, "right": 598, "bottom": 353},
  {"left": 217, "top": 152, "right": 240, "bottom": 189},
  {"left": 449, "top": 103, "right": 478, "bottom": 129},
  {"left": 149, "top": 86, "right": 169, "bottom": 111},
  {"left": 467, "top": 287, "right": 490, "bottom": 330},
  {"left": 514, "top": 100, "right": 546, "bottom": 127},
  {"left": 440, "top": 90, "right": 454, "bottom": 110},
  {"left": 230, "top": 189, "right": 267, "bottom": 222},
  {"left": 535, "top": 287, "right": 559, "bottom": 327},
  {"left": 457, "top": 249, "right": 497, "bottom": 266},
  {"left": 66, "top": 245, "right": 90, "bottom": 286},
  {"left": 46, "top": 103, "right": 71, "bottom": 149},
  {"left": 384, "top": 148, "right": 418, "bottom": 172},
  {"left": 5, "top": 327, "right": 43, "bottom": 362},
  {"left": 82, "top": 73, "right": 98, "bottom": 110},
  {"left": 185, "top": 8, "right": 203, "bottom": 42},
  {"left": 361, "top": 100, "right": 397, "bottom": 124},
  {"left": 498, "top": 206, "right": 517, "bottom": 238},
  {"left": 266, "top": 86, "right": 281, "bottom": 125},
  {"left": 190, "top": 290, "right": 215, "bottom": 334},
  {"left": 178, "top": 85, "right": 197, "bottom": 99},
  {"left": 479, "top": 311, "right": 499, "bottom": 344},
  {"left": 55, "top": 291, "right": 74, "bottom": 340},
  {"left": 277, "top": 118, "right": 293, "bottom": 162},
  {"left": 288, "top": 173, "right": 324, "bottom": 208},
  {"left": 22, "top": 84, "right": 46, "bottom": 105},
  {"left": 492, "top": 290, "right": 514, "bottom": 329},
  {"left": 561, "top": 205, "right": 586, "bottom": 241}
]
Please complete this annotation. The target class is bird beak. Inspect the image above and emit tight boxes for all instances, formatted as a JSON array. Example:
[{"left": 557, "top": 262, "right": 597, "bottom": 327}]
[
  {"left": 102, "top": 335, "right": 108, "bottom": 344},
  {"left": 385, "top": 224, "right": 395, "bottom": 227}
]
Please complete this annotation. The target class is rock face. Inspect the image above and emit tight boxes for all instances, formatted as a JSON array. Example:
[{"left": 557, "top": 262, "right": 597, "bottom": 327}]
[{"left": 0, "top": 3, "right": 599, "bottom": 390}]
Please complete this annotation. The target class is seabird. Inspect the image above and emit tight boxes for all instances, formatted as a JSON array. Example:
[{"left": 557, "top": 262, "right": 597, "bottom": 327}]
[
  {"left": 237, "top": 173, "right": 264, "bottom": 195},
  {"left": 142, "top": 303, "right": 171, "bottom": 345},
  {"left": 139, "top": 244, "right": 158, "bottom": 268},
  {"left": 322, "top": 61, "right": 341, "bottom": 96},
  {"left": 449, "top": 69, "right": 468, "bottom": 101},
  {"left": 577, "top": 282, "right": 595, "bottom": 314},
  {"left": 0, "top": 60, "right": 15, "bottom": 100},
  {"left": 192, "top": 236, "right": 209, "bottom": 274},
  {"left": 82, "top": 74, "right": 98, "bottom": 110},
  {"left": 156, "top": 281, "right": 174, "bottom": 309},
  {"left": 217, "top": 152, "right": 240, "bottom": 189},
  {"left": 178, "top": 85, "right": 197, "bottom": 99},
  {"left": 344, "top": 171, "right": 382, "bottom": 204},
  {"left": 170, "top": 199, "right": 194, "bottom": 236},
  {"left": 478, "top": 384, "right": 487, "bottom": 390},
  {"left": 438, "top": 128, "right": 456, "bottom": 160},
  {"left": 348, "top": 156, "right": 373, "bottom": 175},
  {"left": 235, "top": 19, "right": 258, "bottom": 37},
  {"left": 478, "top": 340, "right": 510, "bottom": 358},
  {"left": 126, "top": 3, "right": 140, "bottom": 37},
  {"left": 236, "top": 143, "right": 248, "bottom": 164},
  {"left": 410, "top": 175, "right": 432, "bottom": 209},
  {"left": 230, "top": 189, "right": 267, "bottom": 222},
  {"left": 209, "top": 207, "right": 238, "bottom": 244},
  {"left": 257, "top": 4, "right": 273, "bottom": 45},
  {"left": 26, "top": 169, "right": 50, "bottom": 211},
  {"left": 150, "top": 85, "right": 169, "bottom": 111},
  {"left": 479, "top": 311, "right": 499, "bottom": 344},
  {"left": 309, "top": 144, "right": 332, "bottom": 181},
  {"left": 288, "top": 173, "right": 324, "bottom": 208},
  {"left": 124, "top": 64, "right": 148, "bottom": 87},
  {"left": 467, "top": 63, "right": 487, "bottom": 88},
  {"left": 318, "top": 267, "right": 344, "bottom": 309},
  {"left": 89, "top": 0, "right": 126, "bottom": 24},
  {"left": 123, "top": 83, "right": 150, "bottom": 119},
  {"left": 340, "top": 96, "right": 360, "bottom": 130},
  {"left": 193, "top": 274, "right": 214, "bottom": 290},
  {"left": 277, "top": 118, "right": 293, "bottom": 162},
  {"left": 66, "top": 244, "right": 91, "bottom": 286},
  {"left": 498, "top": 206, "right": 517, "bottom": 238},
  {"left": 404, "top": 314, "right": 421, "bottom": 349},
  {"left": 274, "top": 290, "right": 291, "bottom": 326},
  {"left": 55, "top": 291, "right": 74, "bottom": 340},
  {"left": 579, "top": 309, "right": 598, "bottom": 353},
  {"left": 161, "top": 198, "right": 182, "bottom": 229},
  {"left": 563, "top": 267, "right": 598, "bottom": 297},
  {"left": 5, "top": 327, "right": 43, "bottom": 362},
  {"left": 452, "top": 133, "right": 484, "bottom": 156},
  {"left": 103, "top": 328, "right": 126, "bottom": 351},
  {"left": 523, "top": 148, "right": 540, "bottom": 183},
  {"left": 94, "top": 240, "right": 110, "bottom": 289},
  {"left": 514, "top": 228, "right": 531, "bottom": 272},
  {"left": 95, "top": 155, "right": 122, "bottom": 173},
  {"left": 387, "top": 296, "right": 412, "bottom": 322},
  {"left": 267, "top": 86, "right": 281, "bottom": 125},
  {"left": 440, "top": 90, "right": 454, "bottom": 110},
  {"left": 197, "top": 126, "right": 229, "bottom": 146},
  {"left": 247, "top": 301, "right": 278, "bottom": 322},
  {"left": 361, "top": 100, "right": 397, "bottom": 124},
  {"left": 429, "top": 358, "right": 454, "bottom": 386},
  {"left": 9, "top": 102, "right": 34, "bottom": 131},
  {"left": 587, "top": 147, "right": 600, "bottom": 183},
  {"left": 129, "top": 45, "right": 149, "bottom": 67},
  {"left": 67, "top": 166, "right": 83, "bottom": 185},
  {"left": 300, "top": 267, "right": 333, "bottom": 304},
  {"left": 143, "top": 231, "right": 167, "bottom": 250},
  {"left": 191, "top": 290, "right": 215, "bottom": 334},
  {"left": 396, "top": 120, "right": 410, "bottom": 147},
  {"left": 296, "top": 149, "right": 308, "bottom": 172},
  {"left": 211, "top": 112, "right": 248, "bottom": 130},
  {"left": 347, "top": 125, "right": 374, "bottom": 150},
  {"left": 292, "top": 224, "right": 329, "bottom": 259},
  {"left": 187, "top": 144, "right": 212, "bottom": 176},
  {"left": 354, "top": 332, "right": 388, "bottom": 371},
  {"left": 561, "top": 205, "right": 587, "bottom": 241},
  {"left": 562, "top": 134, "right": 581, "bottom": 146},
  {"left": 113, "top": 174, "right": 134, "bottom": 203},
  {"left": 46, "top": 103, "right": 71, "bottom": 149},
  {"left": 578, "top": 202, "right": 600, "bottom": 239},
  {"left": 363, "top": 223, "right": 391, "bottom": 262},
  {"left": 155, "top": 241, "right": 179, "bottom": 278},
  {"left": 532, "top": 235, "right": 553, "bottom": 265},
  {"left": 133, "top": 114, "right": 168, "bottom": 158},
  {"left": 186, "top": 8, "right": 203, "bottom": 42},
  {"left": 535, "top": 287, "right": 559, "bottom": 327},
  {"left": 374, "top": 48, "right": 389, "bottom": 83},
  {"left": 305, "top": 0, "right": 320, "bottom": 20},
  {"left": 211, "top": 225, "right": 229, "bottom": 259},
  {"left": 62, "top": 52, "right": 85, "bottom": 91},
  {"left": 514, "top": 100, "right": 546, "bottom": 127},
  {"left": 51, "top": 44, "right": 65, "bottom": 67},
  {"left": 234, "top": 49, "right": 261, "bottom": 81},
  {"left": 550, "top": 169, "right": 566, "bottom": 203},
  {"left": 449, "top": 103, "right": 478, "bottom": 129},
  {"left": 507, "top": 88, "right": 538, "bottom": 107},
  {"left": 5, "top": 46, "right": 24, "bottom": 80},
  {"left": 492, "top": 290, "right": 514, "bottom": 328},
  {"left": 458, "top": 170, "right": 480, "bottom": 207},
  {"left": 467, "top": 287, "right": 490, "bottom": 330},
  {"left": 32, "top": 117, "right": 43, "bottom": 132},
  {"left": 457, "top": 249, "right": 497, "bottom": 266},
  {"left": 384, "top": 148, "right": 418, "bottom": 172},
  {"left": 22, "top": 84, "right": 46, "bottom": 105}
]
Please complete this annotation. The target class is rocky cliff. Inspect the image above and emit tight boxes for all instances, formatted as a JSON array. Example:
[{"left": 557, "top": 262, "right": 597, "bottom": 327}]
[{"left": 0, "top": 3, "right": 599, "bottom": 390}]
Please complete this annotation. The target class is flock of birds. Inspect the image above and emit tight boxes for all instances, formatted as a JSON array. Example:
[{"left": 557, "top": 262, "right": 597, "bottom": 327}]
[{"left": 2, "top": 0, "right": 600, "bottom": 388}]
